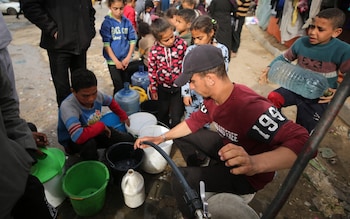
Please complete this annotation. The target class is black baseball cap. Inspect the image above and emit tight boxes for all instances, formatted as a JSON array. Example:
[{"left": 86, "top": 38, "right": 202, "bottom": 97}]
[{"left": 174, "top": 44, "right": 224, "bottom": 87}]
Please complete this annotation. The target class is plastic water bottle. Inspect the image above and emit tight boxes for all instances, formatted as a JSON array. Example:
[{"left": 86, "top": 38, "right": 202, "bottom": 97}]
[
  {"left": 131, "top": 65, "right": 150, "bottom": 92},
  {"left": 114, "top": 82, "right": 140, "bottom": 115},
  {"left": 268, "top": 60, "right": 330, "bottom": 99}
]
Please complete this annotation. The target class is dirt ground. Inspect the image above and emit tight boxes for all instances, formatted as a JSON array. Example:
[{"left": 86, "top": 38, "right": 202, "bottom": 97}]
[{"left": 4, "top": 5, "right": 350, "bottom": 219}]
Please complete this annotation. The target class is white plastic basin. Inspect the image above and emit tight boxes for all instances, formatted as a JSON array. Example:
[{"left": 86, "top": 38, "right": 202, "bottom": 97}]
[{"left": 125, "top": 112, "right": 157, "bottom": 137}]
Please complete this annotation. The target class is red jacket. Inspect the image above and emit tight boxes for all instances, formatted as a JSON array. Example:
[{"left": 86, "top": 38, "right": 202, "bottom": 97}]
[{"left": 123, "top": 5, "right": 137, "bottom": 32}]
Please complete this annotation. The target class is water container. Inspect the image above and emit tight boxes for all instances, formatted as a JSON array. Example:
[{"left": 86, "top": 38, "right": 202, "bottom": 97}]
[
  {"left": 207, "top": 193, "right": 260, "bottom": 219},
  {"left": 114, "top": 82, "right": 140, "bottom": 115},
  {"left": 62, "top": 161, "right": 109, "bottom": 216},
  {"left": 30, "top": 147, "right": 66, "bottom": 207},
  {"left": 121, "top": 169, "right": 145, "bottom": 208},
  {"left": 268, "top": 60, "right": 329, "bottom": 99},
  {"left": 138, "top": 125, "right": 173, "bottom": 174},
  {"left": 105, "top": 142, "right": 144, "bottom": 184},
  {"left": 125, "top": 112, "right": 157, "bottom": 137},
  {"left": 100, "top": 112, "right": 127, "bottom": 132},
  {"left": 131, "top": 65, "right": 150, "bottom": 91}
]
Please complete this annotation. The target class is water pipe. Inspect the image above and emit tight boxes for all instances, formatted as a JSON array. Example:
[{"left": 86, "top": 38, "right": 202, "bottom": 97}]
[
  {"left": 262, "top": 72, "right": 350, "bottom": 218},
  {"left": 142, "top": 141, "right": 204, "bottom": 218}
]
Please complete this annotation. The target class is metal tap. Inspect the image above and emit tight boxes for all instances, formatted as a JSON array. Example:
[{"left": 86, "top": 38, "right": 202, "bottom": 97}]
[{"left": 195, "top": 181, "right": 211, "bottom": 219}]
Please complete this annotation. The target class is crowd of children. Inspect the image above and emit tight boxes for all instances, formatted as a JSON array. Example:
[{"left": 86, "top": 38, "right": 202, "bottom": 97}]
[
  {"left": 98, "top": 0, "right": 350, "bottom": 137},
  {"left": 8, "top": 0, "right": 350, "bottom": 217},
  {"left": 98, "top": 0, "right": 226, "bottom": 128},
  {"left": 62, "top": 0, "right": 228, "bottom": 162},
  {"left": 59, "top": 6, "right": 350, "bottom": 216},
  {"left": 97, "top": 1, "right": 350, "bottom": 207}
]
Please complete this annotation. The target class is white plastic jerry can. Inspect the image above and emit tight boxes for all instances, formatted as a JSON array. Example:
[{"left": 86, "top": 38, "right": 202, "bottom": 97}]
[{"left": 121, "top": 169, "right": 145, "bottom": 208}]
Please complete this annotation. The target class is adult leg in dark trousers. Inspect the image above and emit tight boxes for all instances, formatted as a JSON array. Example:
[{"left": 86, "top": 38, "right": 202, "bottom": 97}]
[
  {"left": 47, "top": 50, "right": 87, "bottom": 107},
  {"left": 174, "top": 128, "right": 223, "bottom": 165},
  {"left": 172, "top": 165, "right": 256, "bottom": 218},
  {"left": 172, "top": 129, "right": 256, "bottom": 218},
  {"left": 12, "top": 175, "right": 58, "bottom": 219},
  {"left": 231, "top": 16, "right": 245, "bottom": 54}
]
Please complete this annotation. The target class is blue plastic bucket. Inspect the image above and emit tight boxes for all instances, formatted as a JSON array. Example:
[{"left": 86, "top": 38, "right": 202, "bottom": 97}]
[{"left": 100, "top": 112, "right": 126, "bottom": 132}]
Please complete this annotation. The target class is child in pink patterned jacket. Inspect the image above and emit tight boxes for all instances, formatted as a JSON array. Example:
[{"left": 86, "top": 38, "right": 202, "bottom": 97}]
[{"left": 148, "top": 17, "right": 187, "bottom": 128}]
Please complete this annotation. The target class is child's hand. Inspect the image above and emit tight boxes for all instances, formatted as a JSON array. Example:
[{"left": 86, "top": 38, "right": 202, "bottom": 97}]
[
  {"left": 104, "top": 125, "right": 111, "bottom": 138},
  {"left": 259, "top": 67, "right": 270, "bottom": 84},
  {"left": 122, "top": 118, "right": 130, "bottom": 127},
  {"left": 122, "top": 57, "right": 130, "bottom": 69},
  {"left": 115, "top": 60, "right": 124, "bottom": 70},
  {"left": 151, "top": 92, "right": 158, "bottom": 100},
  {"left": 32, "top": 132, "right": 49, "bottom": 147},
  {"left": 183, "top": 96, "right": 192, "bottom": 106},
  {"left": 318, "top": 88, "right": 336, "bottom": 104}
]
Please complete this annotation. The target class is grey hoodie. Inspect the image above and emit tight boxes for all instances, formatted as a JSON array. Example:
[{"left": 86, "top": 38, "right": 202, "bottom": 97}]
[
  {"left": 0, "top": 66, "right": 36, "bottom": 219},
  {"left": 0, "top": 13, "right": 18, "bottom": 102},
  {"left": 0, "top": 13, "right": 12, "bottom": 49}
]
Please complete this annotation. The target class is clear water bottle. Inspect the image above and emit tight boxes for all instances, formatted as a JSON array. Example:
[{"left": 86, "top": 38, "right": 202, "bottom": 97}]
[
  {"left": 114, "top": 82, "right": 140, "bottom": 115},
  {"left": 268, "top": 60, "right": 330, "bottom": 99},
  {"left": 131, "top": 65, "right": 150, "bottom": 92}
]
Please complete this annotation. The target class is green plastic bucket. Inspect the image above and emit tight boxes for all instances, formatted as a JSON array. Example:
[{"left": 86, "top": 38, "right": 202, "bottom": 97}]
[{"left": 62, "top": 161, "right": 109, "bottom": 216}]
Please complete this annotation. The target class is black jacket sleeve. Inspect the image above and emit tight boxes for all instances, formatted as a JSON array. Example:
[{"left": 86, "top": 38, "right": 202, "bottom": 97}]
[{"left": 21, "top": 0, "right": 58, "bottom": 37}]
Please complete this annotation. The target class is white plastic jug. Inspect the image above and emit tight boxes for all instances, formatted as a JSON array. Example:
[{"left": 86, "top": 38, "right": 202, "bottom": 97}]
[
  {"left": 121, "top": 169, "right": 145, "bottom": 208},
  {"left": 138, "top": 125, "right": 173, "bottom": 174}
]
